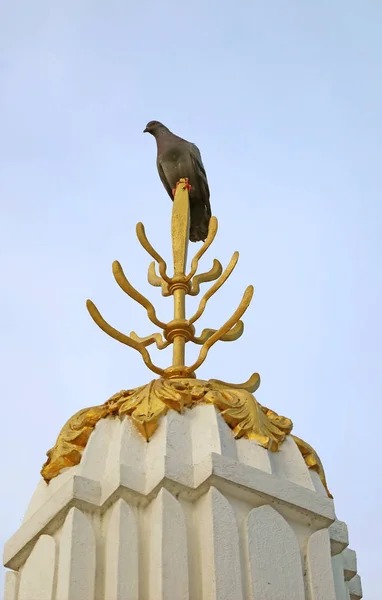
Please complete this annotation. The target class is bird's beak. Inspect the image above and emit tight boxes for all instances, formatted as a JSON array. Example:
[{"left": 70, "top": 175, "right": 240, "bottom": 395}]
[{"left": 143, "top": 127, "right": 148, "bottom": 133}]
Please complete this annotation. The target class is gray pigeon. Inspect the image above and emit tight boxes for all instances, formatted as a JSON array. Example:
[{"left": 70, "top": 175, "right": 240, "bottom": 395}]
[{"left": 144, "top": 121, "right": 211, "bottom": 242}]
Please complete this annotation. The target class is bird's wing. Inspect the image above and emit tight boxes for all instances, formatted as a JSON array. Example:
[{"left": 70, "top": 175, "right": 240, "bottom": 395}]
[
  {"left": 190, "top": 143, "right": 212, "bottom": 218},
  {"left": 190, "top": 143, "right": 207, "bottom": 179},
  {"left": 156, "top": 157, "right": 173, "bottom": 199}
]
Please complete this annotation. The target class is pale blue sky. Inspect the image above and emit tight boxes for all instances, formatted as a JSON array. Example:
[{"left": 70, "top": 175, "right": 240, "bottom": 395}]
[{"left": 1, "top": 1, "right": 381, "bottom": 597}]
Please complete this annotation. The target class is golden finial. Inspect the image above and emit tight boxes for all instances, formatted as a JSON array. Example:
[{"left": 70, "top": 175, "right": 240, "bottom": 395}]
[
  {"left": 40, "top": 177, "right": 332, "bottom": 499},
  {"left": 86, "top": 178, "right": 253, "bottom": 378}
]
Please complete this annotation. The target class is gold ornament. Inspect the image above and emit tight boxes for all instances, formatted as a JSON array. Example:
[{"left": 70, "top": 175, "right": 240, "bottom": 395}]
[
  {"left": 42, "top": 375, "right": 293, "bottom": 482},
  {"left": 291, "top": 435, "right": 332, "bottom": 498},
  {"left": 85, "top": 180, "right": 252, "bottom": 378},
  {"left": 41, "top": 179, "right": 332, "bottom": 499}
]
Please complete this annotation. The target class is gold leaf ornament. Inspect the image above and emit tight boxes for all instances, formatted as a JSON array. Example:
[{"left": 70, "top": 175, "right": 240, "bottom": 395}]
[
  {"left": 205, "top": 386, "right": 293, "bottom": 449},
  {"left": 291, "top": 434, "right": 333, "bottom": 498},
  {"left": 42, "top": 376, "right": 292, "bottom": 482},
  {"left": 41, "top": 404, "right": 111, "bottom": 482}
]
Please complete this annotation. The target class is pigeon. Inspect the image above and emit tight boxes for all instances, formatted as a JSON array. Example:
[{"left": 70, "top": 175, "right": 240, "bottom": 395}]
[{"left": 144, "top": 121, "right": 211, "bottom": 242}]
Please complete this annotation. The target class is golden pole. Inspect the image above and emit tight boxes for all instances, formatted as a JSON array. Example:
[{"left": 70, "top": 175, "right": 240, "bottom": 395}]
[
  {"left": 87, "top": 176, "right": 253, "bottom": 379},
  {"left": 172, "top": 290, "right": 186, "bottom": 366},
  {"left": 171, "top": 179, "right": 190, "bottom": 368}
]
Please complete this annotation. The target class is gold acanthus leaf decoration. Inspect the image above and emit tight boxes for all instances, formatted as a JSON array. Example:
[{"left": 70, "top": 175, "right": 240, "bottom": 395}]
[
  {"left": 41, "top": 404, "right": 111, "bottom": 483},
  {"left": 291, "top": 434, "right": 333, "bottom": 499},
  {"left": 203, "top": 387, "right": 293, "bottom": 450},
  {"left": 42, "top": 376, "right": 289, "bottom": 482}
]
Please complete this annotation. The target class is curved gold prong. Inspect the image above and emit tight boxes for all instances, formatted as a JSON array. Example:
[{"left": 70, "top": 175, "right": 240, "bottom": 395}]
[
  {"left": 186, "top": 216, "right": 218, "bottom": 281},
  {"left": 189, "top": 259, "right": 223, "bottom": 296},
  {"left": 189, "top": 252, "right": 239, "bottom": 325},
  {"left": 187, "top": 285, "right": 254, "bottom": 373},
  {"left": 192, "top": 321, "right": 244, "bottom": 344},
  {"left": 86, "top": 300, "right": 165, "bottom": 376},
  {"left": 130, "top": 331, "right": 171, "bottom": 350},
  {"left": 147, "top": 261, "right": 162, "bottom": 287},
  {"left": 148, "top": 262, "right": 171, "bottom": 296},
  {"left": 136, "top": 223, "right": 172, "bottom": 283},
  {"left": 112, "top": 261, "right": 167, "bottom": 329},
  {"left": 209, "top": 372, "right": 261, "bottom": 394}
]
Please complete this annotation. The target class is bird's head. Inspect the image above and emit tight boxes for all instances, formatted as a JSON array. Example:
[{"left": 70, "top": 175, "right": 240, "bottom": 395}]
[{"left": 143, "top": 120, "right": 167, "bottom": 136}]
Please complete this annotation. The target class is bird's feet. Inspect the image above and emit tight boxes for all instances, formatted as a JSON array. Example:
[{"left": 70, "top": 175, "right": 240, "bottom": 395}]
[
  {"left": 172, "top": 178, "right": 192, "bottom": 196},
  {"left": 183, "top": 178, "right": 192, "bottom": 192}
]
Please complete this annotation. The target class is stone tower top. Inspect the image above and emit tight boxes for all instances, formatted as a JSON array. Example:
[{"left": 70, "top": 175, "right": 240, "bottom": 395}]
[{"left": 3, "top": 174, "right": 362, "bottom": 600}]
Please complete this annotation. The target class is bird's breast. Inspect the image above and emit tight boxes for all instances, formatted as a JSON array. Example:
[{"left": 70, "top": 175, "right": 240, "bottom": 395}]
[{"left": 161, "top": 148, "right": 182, "bottom": 162}]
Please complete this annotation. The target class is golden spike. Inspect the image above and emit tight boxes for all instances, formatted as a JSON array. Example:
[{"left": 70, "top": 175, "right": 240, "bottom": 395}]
[
  {"left": 130, "top": 331, "right": 170, "bottom": 350},
  {"left": 189, "top": 252, "right": 239, "bottom": 325},
  {"left": 189, "top": 259, "right": 223, "bottom": 296},
  {"left": 170, "top": 179, "right": 190, "bottom": 367},
  {"left": 192, "top": 321, "right": 244, "bottom": 344},
  {"left": 86, "top": 300, "right": 165, "bottom": 376},
  {"left": 185, "top": 216, "right": 218, "bottom": 281},
  {"left": 172, "top": 179, "right": 190, "bottom": 277},
  {"left": 187, "top": 285, "right": 254, "bottom": 373},
  {"left": 136, "top": 223, "right": 172, "bottom": 284},
  {"left": 112, "top": 260, "right": 167, "bottom": 329}
]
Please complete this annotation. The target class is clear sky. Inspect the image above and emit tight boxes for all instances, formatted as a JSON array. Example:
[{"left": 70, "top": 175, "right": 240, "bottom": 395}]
[{"left": 1, "top": 1, "right": 381, "bottom": 597}]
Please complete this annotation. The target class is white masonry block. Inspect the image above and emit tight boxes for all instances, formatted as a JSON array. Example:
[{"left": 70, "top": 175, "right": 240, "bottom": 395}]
[
  {"left": 4, "top": 571, "right": 18, "bottom": 600},
  {"left": 55, "top": 507, "right": 96, "bottom": 600},
  {"left": 197, "top": 487, "right": 243, "bottom": 599},
  {"left": 247, "top": 505, "right": 305, "bottom": 600},
  {"left": 347, "top": 574, "right": 363, "bottom": 600},
  {"left": 18, "top": 534, "right": 56, "bottom": 600},
  {"left": 104, "top": 499, "right": 139, "bottom": 600},
  {"left": 307, "top": 528, "right": 337, "bottom": 600},
  {"left": 148, "top": 488, "right": 189, "bottom": 600}
]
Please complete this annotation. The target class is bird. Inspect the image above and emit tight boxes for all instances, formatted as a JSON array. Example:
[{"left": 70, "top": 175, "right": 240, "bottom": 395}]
[{"left": 144, "top": 121, "right": 211, "bottom": 242}]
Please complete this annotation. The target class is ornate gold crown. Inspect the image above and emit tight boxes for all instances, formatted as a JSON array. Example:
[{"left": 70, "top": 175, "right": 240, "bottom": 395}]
[{"left": 41, "top": 179, "right": 331, "bottom": 498}]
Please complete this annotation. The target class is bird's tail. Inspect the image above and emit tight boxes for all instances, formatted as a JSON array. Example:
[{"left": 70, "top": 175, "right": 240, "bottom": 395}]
[{"left": 189, "top": 201, "right": 210, "bottom": 242}]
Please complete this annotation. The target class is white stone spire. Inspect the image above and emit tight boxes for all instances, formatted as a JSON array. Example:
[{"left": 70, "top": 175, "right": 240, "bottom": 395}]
[{"left": 3, "top": 180, "right": 362, "bottom": 599}]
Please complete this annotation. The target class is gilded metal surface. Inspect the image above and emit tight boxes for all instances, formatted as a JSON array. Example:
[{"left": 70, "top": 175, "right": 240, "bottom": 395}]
[
  {"left": 41, "top": 404, "right": 111, "bottom": 482},
  {"left": 86, "top": 179, "right": 251, "bottom": 378},
  {"left": 41, "top": 376, "right": 292, "bottom": 482}
]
